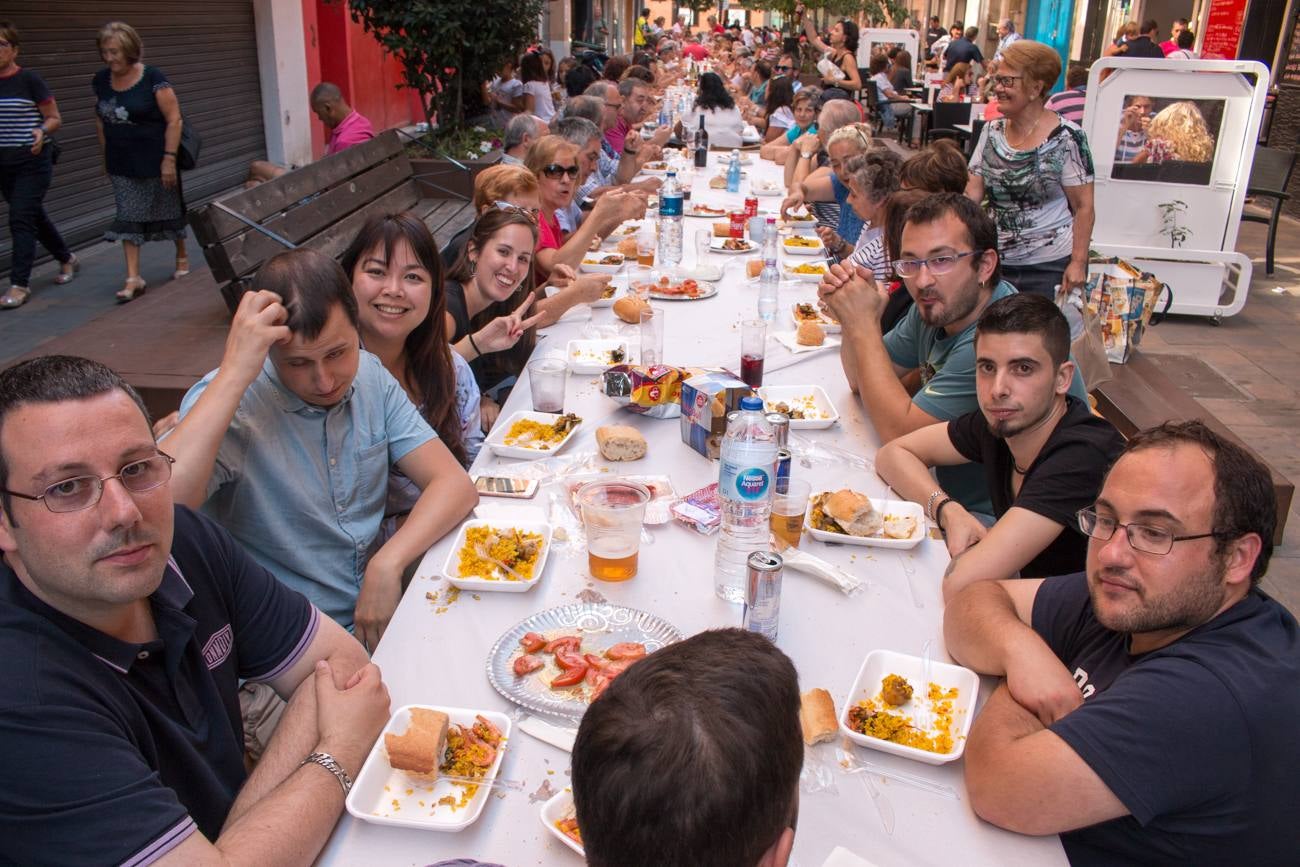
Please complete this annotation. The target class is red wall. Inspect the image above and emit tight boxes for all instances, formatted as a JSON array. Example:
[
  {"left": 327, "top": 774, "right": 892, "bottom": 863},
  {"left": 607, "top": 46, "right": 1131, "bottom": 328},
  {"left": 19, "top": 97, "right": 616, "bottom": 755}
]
[{"left": 305, "top": 0, "right": 422, "bottom": 159}]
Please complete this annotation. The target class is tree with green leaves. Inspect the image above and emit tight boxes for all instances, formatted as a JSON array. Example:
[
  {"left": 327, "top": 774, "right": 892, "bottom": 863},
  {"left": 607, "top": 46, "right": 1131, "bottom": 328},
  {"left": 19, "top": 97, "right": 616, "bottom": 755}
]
[
  {"left": 346, "top": 0, "right": 545, "bottom": 131},
  {"left": 749, "top": 0, "right": 910, "bottom": 29}
]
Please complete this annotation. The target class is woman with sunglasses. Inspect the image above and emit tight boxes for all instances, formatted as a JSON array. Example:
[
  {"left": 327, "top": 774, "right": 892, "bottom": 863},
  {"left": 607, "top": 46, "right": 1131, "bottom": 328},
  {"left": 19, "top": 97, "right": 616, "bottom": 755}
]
[
  {"left": 526, "top": 134, "right": 643, "bottom": 282},
  {"left": 794, "top": 3, "right": 862, "bottom": 97},
  {"left": 967, "top": 40, "right": 1094, "bottom": 298}
]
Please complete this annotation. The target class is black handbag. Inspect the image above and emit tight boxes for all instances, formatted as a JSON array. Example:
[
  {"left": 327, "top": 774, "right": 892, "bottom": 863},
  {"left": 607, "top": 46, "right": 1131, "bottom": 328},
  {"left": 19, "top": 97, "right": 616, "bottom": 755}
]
[{"left": 177, "top": 118, "right": 201, "bottom": 171}]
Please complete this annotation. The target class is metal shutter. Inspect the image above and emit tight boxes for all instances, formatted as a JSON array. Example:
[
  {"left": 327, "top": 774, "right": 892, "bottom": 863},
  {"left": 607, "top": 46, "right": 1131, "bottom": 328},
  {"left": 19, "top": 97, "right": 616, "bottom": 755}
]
[{"left": 0, "top": 1, "right": 266, "bottom": 275}]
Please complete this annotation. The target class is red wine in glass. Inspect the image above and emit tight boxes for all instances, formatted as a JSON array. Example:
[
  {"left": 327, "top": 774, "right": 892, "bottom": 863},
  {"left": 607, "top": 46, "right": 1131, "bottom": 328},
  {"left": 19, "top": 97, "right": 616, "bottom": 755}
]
[{"left": 740, "top": 354, "right": 764, "bottom": 388}]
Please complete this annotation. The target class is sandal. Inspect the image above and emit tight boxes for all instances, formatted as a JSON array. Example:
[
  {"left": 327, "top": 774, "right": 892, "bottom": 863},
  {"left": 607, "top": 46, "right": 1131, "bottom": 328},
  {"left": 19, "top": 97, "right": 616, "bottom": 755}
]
[
  {"left": 0, "top": 285, "right": 30, "bottom": 309},
  {"left": 54, "top": 254, "right": 80, "bottom": 285},
  {"left": 116, "top": 276, "right": 147, "bottom": 303},
  {"left": 173, "top": 256, "right": 191, "bottom": 280}
]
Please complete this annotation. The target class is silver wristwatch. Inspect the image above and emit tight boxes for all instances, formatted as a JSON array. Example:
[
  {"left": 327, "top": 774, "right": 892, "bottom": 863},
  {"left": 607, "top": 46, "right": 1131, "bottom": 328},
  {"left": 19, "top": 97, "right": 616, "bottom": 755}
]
[{"left": 300, "top": 751, "right": 353, "bottom": 795}]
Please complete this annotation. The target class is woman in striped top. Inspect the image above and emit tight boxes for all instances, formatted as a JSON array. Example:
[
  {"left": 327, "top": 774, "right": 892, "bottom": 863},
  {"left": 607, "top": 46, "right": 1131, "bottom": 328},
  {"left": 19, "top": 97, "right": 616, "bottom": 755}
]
[{"left": 0, "top": 22, "right": 77, "bottom": 309}]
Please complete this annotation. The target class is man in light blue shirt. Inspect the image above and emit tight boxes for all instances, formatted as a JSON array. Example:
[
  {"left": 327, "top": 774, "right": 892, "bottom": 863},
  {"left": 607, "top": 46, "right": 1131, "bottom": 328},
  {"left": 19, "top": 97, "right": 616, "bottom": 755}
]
[
  {"left": 165, "top": 249, "right": 478, "bottom": 649},
  {"left": 818, "top": 193, "right": 1087, "bottom": 515}
]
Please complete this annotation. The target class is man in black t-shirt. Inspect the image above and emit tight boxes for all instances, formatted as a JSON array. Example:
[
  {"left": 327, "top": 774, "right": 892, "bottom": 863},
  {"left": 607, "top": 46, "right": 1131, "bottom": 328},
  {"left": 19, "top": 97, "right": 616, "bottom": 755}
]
[
  {"left": 942, "top": 27, "right": 984, "bottom": 71},
  {"left": 878, "top": 294, "right": 1123, "bottom": 601},
  {"left": 1120, "top": 19, "right": 1166, "bottom": 59},
  {"left": 0, "top": 356, "right": 391, "bottom": 866},
  {"left": 945, "top": 420, "right": 1300, "bottom": 864}
]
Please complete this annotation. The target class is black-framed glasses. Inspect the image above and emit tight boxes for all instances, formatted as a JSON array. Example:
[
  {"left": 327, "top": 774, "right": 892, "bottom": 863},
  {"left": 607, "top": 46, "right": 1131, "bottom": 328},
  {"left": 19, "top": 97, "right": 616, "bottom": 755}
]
[
  {"left": 541, "top": 163, "right": 580, "bottom": 179},
  {"left": 894, "top": 250, "right": 984, "bottom": 277},
  {"left": 776, "top": 64, "right": 793, "bottom": 72},
  {"left": 1076, "top": 508, "right": 1222, "bottom": 556},
  {"left": 992, "top": 74, "right": 1024, "bottom": 88},
  {"left": 492, "top": 201, "right": 538, "bottom": 223},
  {"left": 3, "top": 452, "right": 175, "bottom": 514}
]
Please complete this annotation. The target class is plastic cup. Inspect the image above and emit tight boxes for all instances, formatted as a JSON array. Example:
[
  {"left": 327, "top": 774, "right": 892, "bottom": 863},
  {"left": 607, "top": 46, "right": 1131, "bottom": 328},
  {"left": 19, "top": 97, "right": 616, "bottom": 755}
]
[
  {"left": 578, "top": 480, "right": 651, "bottom": 581},
  {"left": 694, "top": 228, "right": 712, "bottom": 265},
  {"left": 739, "top": 319, "right": 766, "bottom": 388},
  {"left": 770, "top": 478, "right": 811, "bottom": 548},
  {"left": 628, "top": 265, "right": 655, "bottom": 300},
  {"left": 640, "top": 305, "right": 664, "bottom": 367},
  {"left": 527, "top": 357, "right": 567, "bottom": 413}
]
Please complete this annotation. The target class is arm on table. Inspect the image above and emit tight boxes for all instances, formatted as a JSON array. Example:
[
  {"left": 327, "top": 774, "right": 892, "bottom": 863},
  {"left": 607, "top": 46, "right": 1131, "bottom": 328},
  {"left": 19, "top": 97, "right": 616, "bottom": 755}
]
[
  {"left": 164, "top": 291, "right": 290, "bottom": 508},
  {"left": 876, "top": 426, "right": 988, "bottom": 559},
  {"left": 965, "top": 684, "right": 1128, "bottom": 835},
  {"left": 533, "top": 265, "right": 613, "bottom": 327},
  {"left": 939, "top": 507, "right": 1066, "bottom": 601},
  {"left": 799, "top": 165, "right": 835, "bottom": 202},
  {"left": 354, "top": 437, "right": 479, "bottom": 650}
]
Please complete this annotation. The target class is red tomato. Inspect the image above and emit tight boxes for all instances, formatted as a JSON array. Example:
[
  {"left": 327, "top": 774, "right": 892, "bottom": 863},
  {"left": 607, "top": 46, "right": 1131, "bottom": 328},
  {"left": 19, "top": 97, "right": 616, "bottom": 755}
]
[
  {"left": 591, "top": 675, "right": 611, "bottom": 700},
  {"left": 520, "top": 632, "right": 546, "bottom": 653},
  {"left": 555, "top": 649, "right": 586, "bottom": 671},
  {"left": 513, "top": 654, "right": 543, "bottom": 676},
  {"left": 544, "top": 635, "right": 582, "bottom": 654},
  {"left": 551, "top": 664, "right": 588, "bottom": 688},
  {"left": 604, "top": 642, "right": 647, "bottom": 661}
]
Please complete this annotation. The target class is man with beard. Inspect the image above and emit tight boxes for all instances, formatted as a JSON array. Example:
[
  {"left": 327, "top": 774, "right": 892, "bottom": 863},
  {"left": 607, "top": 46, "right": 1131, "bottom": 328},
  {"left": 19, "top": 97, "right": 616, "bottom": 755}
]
[
  {"left": 944, "top": 421, "right": 1300, "bottom": 863},
  {"left": 876, "top": 294, "right": 1122, "bottom": 601},
  {"left": 819, "top": 193, "right": 1087, "bottom": 515}
]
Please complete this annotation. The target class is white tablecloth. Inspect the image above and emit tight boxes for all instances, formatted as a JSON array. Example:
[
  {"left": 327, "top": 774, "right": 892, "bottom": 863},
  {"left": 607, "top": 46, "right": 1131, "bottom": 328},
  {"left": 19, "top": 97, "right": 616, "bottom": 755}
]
[{"left": 317, "top": 152, "right": 1066, "bottom": 867}]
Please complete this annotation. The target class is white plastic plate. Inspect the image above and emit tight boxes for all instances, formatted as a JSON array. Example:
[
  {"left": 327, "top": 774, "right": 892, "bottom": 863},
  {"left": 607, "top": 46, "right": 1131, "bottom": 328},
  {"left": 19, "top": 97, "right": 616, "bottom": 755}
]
[
  {"left": 710, "top": 237, "right": 758, "bottom": 254},
  {"left": 539, "top": 788, "right": 585, "bottom": 856},
  {"left": 579, "top": 253, "right": 626, "bottom": 274},
  {"left": 804, "top": 494, "right": 925, "bottom": 549},
  {"left": 772, "top": 330, "right": 841, "bottom": 355},
  {"left": 782, "top": 262, "right": 828, "bottom": 283},
  {"left": 758, "top": 385, "right": 840, "bottom": 429},
  {"left": 441, "top": 519, "right": 552, "bottom": 592},
  {"left": 485, "top": 411, "right": 585, "bottom": 460},
  {"left": 565, "top": 339, "right": 631, "bottom": 374},
  {"left": 839, "top": 650, "right": 979, "bottom": 765},
  {"left": 791, "top": 302, "right": 841, "bottom": 333},
  {"left": 782, "top": 235, "right": 825, "bottom": 256}
]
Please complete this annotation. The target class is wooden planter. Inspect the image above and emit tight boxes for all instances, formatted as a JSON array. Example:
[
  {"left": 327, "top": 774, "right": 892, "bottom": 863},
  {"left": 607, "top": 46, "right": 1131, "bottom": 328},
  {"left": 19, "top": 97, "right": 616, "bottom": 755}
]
[{"left": 409, "top": 152, "right": 503, "bottom": 201}]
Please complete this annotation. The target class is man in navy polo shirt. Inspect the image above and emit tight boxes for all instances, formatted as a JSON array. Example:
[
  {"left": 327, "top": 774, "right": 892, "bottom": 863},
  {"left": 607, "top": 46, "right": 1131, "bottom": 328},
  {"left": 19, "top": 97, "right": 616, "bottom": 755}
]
[
  {"left": 944, "top": 421, "right": 1300, "bottom": 862},
  {"left": 0, "top": 355, "right": 391, "bottom": 866}
]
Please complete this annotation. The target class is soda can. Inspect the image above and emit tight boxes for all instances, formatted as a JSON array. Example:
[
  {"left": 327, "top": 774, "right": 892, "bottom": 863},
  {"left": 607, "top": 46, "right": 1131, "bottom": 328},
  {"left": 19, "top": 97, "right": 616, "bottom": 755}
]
[
  {"left": 744, "top": 196, "right": 759, "bottom": 219},
  {"left": 765, "top": 412, "right": 790, "bottom": 447},
  {"left": 743, "top": 551, "right": 783, "bottom": 642},
  {"left": 775, "top": 447, "right": 792, "bottom": 490},
  {"left": 729, "top": 211, "right": 747, "bottom": 239}
]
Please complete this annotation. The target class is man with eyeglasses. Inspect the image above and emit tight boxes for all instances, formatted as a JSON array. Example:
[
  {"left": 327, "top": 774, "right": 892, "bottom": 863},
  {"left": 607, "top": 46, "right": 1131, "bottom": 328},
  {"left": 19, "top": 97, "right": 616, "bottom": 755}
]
[
  {"left": 876, "top": 293, "right": 1122, "bottom": 602},
  {"left": 0, "top": 355, "right": 392, "bottom": 866},
  {"left": 944, "top": 420, "right": 1300, "bottom": 862},
  {"left": 819, "top": 193, "right": 1087, "bottom": 516}
]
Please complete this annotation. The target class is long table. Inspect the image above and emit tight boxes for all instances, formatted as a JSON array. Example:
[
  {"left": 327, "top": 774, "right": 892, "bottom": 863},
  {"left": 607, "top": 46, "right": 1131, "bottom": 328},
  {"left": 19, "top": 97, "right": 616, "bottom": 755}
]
[{"left": 317, "top": 151, "right": 1067, "bottom": 866}]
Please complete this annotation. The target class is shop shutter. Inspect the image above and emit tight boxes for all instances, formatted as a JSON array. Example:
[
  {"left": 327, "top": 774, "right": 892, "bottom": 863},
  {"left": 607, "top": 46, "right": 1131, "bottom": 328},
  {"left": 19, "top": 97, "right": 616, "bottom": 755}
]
[{"left": 0, "top": 1, "right": 266, "bottom": 274}]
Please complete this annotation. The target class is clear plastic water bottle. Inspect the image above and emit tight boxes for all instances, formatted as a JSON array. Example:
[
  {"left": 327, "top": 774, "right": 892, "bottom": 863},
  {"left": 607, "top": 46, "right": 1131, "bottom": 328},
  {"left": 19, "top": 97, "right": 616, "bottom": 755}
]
[
  {"left": 726, "top": 149, "right": 742, "bottom": 193},
  {"left": 714, "top": 396, "right": 777, "bottom": 602},
  {"left": 758, "top": 217, "right": 779, "bottom": 321},
  {"left": 658, "top": 171, "right": 684, "bottom": 266},
  {"left": 658, "top": 104, "right": 670, "bottom": 128}
]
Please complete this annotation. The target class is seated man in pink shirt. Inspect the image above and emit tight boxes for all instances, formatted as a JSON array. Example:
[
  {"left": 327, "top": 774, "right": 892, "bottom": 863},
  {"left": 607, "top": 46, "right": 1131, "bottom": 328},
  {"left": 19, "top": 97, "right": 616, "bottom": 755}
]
[{"left": 247, "top": 82, "right": 375, "bottom": 185}]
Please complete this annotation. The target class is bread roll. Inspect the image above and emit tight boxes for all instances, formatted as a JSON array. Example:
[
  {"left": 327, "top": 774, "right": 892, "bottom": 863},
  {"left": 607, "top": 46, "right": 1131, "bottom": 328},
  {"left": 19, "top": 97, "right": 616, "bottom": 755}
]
[
  {"left": 596, "top": 425, "right": 647, "bottom": 461},
  {"left": 746, "top": 258, "right": 764, "bottom": 279},
  {"left": 709, "top": 175, "right": 727, "bottom": 190},
  {"left": 800, "top": 688, "right": 838, "bottom": 745},
  {"left": 883, "top": 514, "right": 917, "bottom": 540},
  {"left": 795, "top": 320, "right": 825, "bottom": 346},
  {"left": 614, "top": 295, "right": 651, "bottom": 324},
  {"left": 712, "top": 221, "right": 731, "bottom": 237},
  {"left": 385, "top": 707, "right": 449, "bottom": 774},
  {"left": 824, "top": 489, "right": 883, "bottom": 537}
]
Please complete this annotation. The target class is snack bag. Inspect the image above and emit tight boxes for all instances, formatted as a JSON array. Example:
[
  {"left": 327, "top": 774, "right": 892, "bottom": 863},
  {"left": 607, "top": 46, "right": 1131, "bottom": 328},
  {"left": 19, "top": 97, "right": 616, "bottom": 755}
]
[
  {"left": 1084, "top": 256, "right": 1169, "bottom": 363},
  {"left": 671, "top": 482, "right": 722, "bottom": 535},
  {"left": 602, "top": 364, "right": 693, "bottom": 418},
  {"left": 680, "top": 369, "right": 756, "bottom": 458}
]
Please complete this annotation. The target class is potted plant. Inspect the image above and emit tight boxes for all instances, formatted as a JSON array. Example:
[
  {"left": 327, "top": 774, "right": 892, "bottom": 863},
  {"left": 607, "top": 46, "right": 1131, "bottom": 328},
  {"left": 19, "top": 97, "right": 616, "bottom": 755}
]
[{"left": 346, "top": 0, "right": 545, "bottom": 199}]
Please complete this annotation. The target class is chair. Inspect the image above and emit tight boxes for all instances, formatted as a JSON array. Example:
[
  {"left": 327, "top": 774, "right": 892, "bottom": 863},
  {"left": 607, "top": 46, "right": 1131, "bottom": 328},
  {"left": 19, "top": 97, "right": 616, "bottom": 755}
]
[
  {"left": 1241, "top": 145, "right": 1297, "bottom": 276},
  {"left": 924, "top": 100, "right": 971, "bottom": 146},
  {"left": 861, "top": 80, "right": 885, "bottom": 135}
]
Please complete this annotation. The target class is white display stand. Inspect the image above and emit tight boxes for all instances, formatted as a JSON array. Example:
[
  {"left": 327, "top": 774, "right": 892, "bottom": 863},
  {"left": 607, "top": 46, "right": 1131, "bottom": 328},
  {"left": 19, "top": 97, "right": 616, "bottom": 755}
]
[
  {"left": 1083, "top": 58, "right": 1268, "bottom": 321},
  {"left": 857, "top": 28, "right": 920, "bottom": 69}
]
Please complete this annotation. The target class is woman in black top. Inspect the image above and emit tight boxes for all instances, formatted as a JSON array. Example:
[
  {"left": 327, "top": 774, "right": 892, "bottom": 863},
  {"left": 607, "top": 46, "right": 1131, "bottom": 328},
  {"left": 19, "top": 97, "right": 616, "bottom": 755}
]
[
  {"left": 92, "top": 21, "right": 187, "bottom": 303},
  {"left": 0, "top": 22, "right": 77, "bottom": 309}
]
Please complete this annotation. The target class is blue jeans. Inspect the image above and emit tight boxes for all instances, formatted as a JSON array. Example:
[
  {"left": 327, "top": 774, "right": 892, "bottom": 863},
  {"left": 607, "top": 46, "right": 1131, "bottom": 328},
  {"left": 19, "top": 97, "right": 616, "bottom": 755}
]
[
  {"left": 0, "top": 149, "right": 70, "bottom": 287},
  {"left": 1001, "top": 255, "right": 1071, "bottom": 299}
]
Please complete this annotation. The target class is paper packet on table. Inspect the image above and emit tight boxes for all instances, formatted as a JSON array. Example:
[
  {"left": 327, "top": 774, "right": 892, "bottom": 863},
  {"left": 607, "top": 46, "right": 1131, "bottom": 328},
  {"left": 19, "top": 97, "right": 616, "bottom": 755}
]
[
  {"left": 671, "top": 482, "right": 721, "bottom": 535},
  {"left": 680, "top": 369, "right": 755, "bottom": 459},
  {"left": 601, "top": 364, "right": 695, "bottom": 418}
]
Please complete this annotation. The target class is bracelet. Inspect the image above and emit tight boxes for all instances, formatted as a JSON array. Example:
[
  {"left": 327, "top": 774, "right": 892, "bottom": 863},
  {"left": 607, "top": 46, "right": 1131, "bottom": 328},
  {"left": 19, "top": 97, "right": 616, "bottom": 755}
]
[
  {"left": 299, "top": 751, "right": 353, "bottom": 795},
  {"left": 163, "top": 150, "right": 177, "bottom": 157},
  {"left": 800, "top": 151, "right": 815, "bottom": 159},
  {"left": 933, "top": 497, "right": 955, "bottom": 534},
  {"left": 467, "top": 332, "right": 484, "bottom": 358},
  {"left": 925, "top": 490, "right": 945, "bottom": 522}
]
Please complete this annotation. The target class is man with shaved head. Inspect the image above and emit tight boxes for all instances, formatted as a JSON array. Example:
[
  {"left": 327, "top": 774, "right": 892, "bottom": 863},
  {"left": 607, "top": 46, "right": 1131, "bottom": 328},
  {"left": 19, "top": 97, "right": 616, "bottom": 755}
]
[{"left": 246, "top": 81, "right": 375, "bottom": 186}]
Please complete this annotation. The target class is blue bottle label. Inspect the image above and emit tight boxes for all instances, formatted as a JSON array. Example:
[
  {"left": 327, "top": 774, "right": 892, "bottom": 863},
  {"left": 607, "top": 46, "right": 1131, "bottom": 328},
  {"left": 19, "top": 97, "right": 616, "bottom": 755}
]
[{"left": 724, "top": 465, "right": 770, "bottom": 501}]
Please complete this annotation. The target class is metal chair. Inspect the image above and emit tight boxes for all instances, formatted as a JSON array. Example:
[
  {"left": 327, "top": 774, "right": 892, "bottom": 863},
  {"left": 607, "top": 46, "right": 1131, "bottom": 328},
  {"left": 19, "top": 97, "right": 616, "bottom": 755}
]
[
  {"left": 1241, "top": 145, "right": 1298, "bottom": 276},
  {"left": 923, "top": 100, "right": 971, "bottom": 147}
]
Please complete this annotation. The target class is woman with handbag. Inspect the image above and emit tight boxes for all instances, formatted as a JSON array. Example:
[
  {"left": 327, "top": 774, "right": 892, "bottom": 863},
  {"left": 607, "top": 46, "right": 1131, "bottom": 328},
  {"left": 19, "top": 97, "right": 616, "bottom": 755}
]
[
  {"left": 92, "top": 21, "right": 188, "bottom": 303},
  {"left": 0, "top": 22, "right": 78, "bottom": 309}
]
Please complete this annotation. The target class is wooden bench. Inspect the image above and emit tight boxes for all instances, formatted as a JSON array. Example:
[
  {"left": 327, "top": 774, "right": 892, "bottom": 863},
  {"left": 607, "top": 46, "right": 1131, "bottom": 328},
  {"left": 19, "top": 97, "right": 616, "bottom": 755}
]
[
  {"left": 1093, "top": 352, "right": 1293, "bottom": 545},
  {"left": 190, "top": 129, "right": 478, "bottom": 312}
]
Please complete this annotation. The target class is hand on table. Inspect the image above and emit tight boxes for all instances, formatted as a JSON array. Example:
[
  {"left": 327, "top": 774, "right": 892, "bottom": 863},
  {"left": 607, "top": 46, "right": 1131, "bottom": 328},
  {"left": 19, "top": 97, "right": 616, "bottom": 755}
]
[
  {"left": 816, "top": 225, "right": 846, "bottom": 257},
  {"left": 568, "top": 274, "right": 613, "bottom": 304},
  {"left": 220, "top": 290, "right": 291, "bottom": 389},
  {"left": 780, "top": 190, "right": 805, "bottom": 219},
  {"left": 313, "top": 659, "right": 391, "bottom": 775},
  {"left": 480, "top": 395, "right": 501, "bottom": 432},
  {"left": 940, "top": 503, "right": 988, "bottom": 557},
  {"left": 818, "top": 262, "right": 888, "bottom": 326}
]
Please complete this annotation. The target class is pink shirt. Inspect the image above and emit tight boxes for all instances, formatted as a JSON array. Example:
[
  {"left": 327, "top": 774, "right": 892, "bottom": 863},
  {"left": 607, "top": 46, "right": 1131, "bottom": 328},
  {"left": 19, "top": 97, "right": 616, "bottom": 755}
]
[
  {"left": 536, "top": 210, "right": 565, "bottom": 282},
  {"left": 326, "top": 111, "right": 375, "bottom": 155},
  {"left": 604, "top": 117, "right": 631, "bottom": 154}
]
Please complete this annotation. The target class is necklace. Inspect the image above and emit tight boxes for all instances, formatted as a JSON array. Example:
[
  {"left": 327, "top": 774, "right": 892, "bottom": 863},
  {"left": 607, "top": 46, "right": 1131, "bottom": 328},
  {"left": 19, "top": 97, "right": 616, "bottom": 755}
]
[
  {"left": 1005, "top": 109, "right": 1043, "bottom": 150},
  {"left": 1013, "top": 458, "right": 1032, "bottom": 475}
]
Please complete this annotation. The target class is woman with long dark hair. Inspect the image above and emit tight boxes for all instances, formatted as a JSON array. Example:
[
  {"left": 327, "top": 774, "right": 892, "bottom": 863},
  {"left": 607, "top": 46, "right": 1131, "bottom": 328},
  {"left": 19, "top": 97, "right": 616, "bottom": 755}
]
[
  {"left": 757, "top": 74, "right": 796, "bottom": 143},
  {"left": 340, "top": 212, "right": 482, "bottom": 468},
  {"left": 684, "top": 71, "right": 744, "bottom": 148},
  {"left": 519, "top": 52, "right": 555, "bottom": 122},
  {"left": 795, "top": 4, "right": 862, "bottom": 96}
]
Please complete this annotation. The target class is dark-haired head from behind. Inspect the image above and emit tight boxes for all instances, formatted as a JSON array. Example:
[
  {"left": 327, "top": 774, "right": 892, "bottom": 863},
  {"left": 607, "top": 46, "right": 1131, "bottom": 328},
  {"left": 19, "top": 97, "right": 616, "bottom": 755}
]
[
  {"left": 252, "top": 248, "right": 359, "bottom": 341},
  {"left": 696, "top": 71, "right": 736, "bottom": 111},
  {"left": 573, "top": 628, "right": 803, "bottom": 867},
  {"left": 900, "top": 139, "right": 969, "bottom": 194},
  {"left": 0, "top": 356, "right": 149, "bottom": 521},
  {"left": 975, "top": 292, "right": 1070, "bottom": 367},
  {"left": 1120, "top": 421, "right": 1276, "bottom": 584}
]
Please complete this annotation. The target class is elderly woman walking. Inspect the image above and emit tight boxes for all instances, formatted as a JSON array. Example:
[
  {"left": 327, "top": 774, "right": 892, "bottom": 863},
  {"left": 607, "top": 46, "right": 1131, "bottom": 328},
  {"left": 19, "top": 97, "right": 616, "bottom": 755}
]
[
  {"left": 92, "top": 21, "right": 188, "bottom": 302},
  {"left": 966, "top": 40, "right": 1095, "bottom": 298},
  {"left": 0, "top": 22, "right": 77, "bottom": 309}
]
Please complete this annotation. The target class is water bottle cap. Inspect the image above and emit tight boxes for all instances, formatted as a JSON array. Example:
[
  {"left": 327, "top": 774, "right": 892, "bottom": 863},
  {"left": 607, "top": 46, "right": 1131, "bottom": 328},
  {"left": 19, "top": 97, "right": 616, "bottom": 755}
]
[
  {"left": 667, "top": 171, "right": 676, "bottom": 177},
  {"left": 739, "top": 396, "right": 764, "bottom": 411}
]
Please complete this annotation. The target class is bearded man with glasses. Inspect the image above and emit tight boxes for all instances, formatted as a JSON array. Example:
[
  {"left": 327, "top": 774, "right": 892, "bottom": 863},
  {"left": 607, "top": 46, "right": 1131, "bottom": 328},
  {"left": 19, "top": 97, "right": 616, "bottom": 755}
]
[
  {"left": 944, "top": 420, "right": 1300, "bottom": 863},
  {"left": 0, "top": 355, "right": 391, "bottom": 866}
]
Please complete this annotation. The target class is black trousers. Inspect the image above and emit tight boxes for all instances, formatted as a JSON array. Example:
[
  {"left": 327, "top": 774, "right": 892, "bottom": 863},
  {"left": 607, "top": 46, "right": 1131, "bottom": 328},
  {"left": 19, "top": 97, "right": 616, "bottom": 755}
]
[
  {"left": 1000, "top": 255, "right": 1072, "bottom": 299},
  {"left": 0, "top": 148, "right": 70, "bottom": 288}
]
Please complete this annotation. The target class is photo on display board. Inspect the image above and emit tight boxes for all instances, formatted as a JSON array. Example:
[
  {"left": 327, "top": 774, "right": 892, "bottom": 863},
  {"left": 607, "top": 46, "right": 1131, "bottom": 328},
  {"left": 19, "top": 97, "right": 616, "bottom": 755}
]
[{"left": 1110, "top": 95, "right": 1226, "bottom": 186}]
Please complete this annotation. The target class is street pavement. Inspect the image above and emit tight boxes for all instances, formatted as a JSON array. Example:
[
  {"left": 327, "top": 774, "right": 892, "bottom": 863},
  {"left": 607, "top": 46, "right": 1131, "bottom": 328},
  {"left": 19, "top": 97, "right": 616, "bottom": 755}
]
[{"left": 1, "top": 202, "right": 1297, "bottom": 615}]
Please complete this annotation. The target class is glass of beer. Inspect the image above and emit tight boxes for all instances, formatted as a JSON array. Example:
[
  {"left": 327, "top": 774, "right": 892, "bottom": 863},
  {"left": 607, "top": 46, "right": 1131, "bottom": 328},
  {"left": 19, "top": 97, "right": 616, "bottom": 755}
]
[
  {"left": 770, "top": 478, "right": 811, "bottom": 548},
  {"left": 577, "top": 480, "right": 651, "bottom": 581}
]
